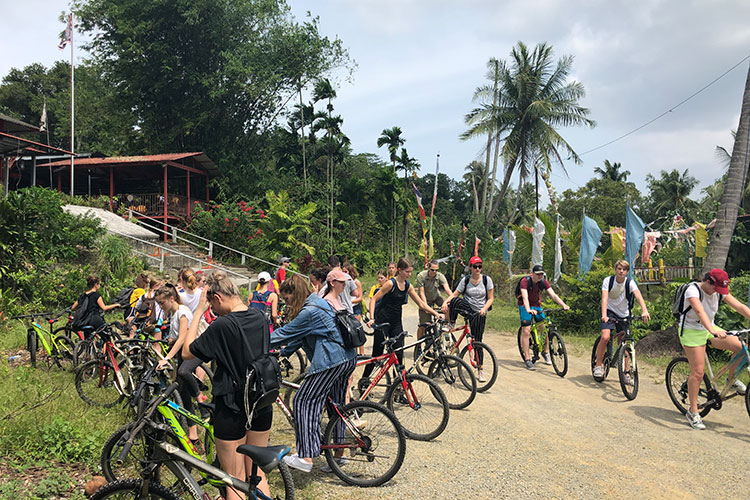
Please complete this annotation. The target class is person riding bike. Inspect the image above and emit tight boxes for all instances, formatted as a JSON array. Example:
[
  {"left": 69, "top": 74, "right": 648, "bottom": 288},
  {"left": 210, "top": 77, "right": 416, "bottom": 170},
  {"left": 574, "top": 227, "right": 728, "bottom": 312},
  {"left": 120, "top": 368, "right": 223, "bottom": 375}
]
[
  {"left": 593, "top": 259, "right": 651, "bottom": 380},
  {"left": 517, "top": 265, "right": 569, "bottom": 370}
]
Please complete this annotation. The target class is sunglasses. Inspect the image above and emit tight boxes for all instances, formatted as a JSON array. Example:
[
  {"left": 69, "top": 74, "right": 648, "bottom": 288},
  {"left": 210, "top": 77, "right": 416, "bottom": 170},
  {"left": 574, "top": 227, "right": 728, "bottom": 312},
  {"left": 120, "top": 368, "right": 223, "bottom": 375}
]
[
  {"left": 471, "top": 264, "right": 482, "bottom": 269},
  {"left": 428, "top": 268, "right": 439, "bottom": 272}
]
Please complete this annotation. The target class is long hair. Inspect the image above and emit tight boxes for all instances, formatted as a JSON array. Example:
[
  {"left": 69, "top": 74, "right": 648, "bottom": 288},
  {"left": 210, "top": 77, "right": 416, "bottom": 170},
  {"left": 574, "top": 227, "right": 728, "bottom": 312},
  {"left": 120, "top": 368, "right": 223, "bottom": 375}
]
[{"left": 279, "top": 274, "right": 311, "bottom": 321}]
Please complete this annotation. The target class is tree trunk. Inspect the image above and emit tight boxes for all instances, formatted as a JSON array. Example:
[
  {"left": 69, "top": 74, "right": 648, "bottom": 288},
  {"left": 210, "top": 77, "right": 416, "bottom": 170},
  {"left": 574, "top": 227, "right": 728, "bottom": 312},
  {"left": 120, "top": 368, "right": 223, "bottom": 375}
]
[
  {"left": 403, "top": 170, "right": 409, "bottom": 257},
  {"left": 470, "top": 174, "right": 479, "bottom": 213},
  {"left": 481, "top": 59, "right": 500, "bottom": 214},
  {"left": 486, "top": 131, "right": 501, "bottom": 216},
  {"left": 486, "top": 159, "right": 515, "bottom": 224},
  {"left": 703, "top": 63, "right": 750, "bottom": 272},
  {"left": 299, "top": 85, "right": 307, "bottom": 192}
]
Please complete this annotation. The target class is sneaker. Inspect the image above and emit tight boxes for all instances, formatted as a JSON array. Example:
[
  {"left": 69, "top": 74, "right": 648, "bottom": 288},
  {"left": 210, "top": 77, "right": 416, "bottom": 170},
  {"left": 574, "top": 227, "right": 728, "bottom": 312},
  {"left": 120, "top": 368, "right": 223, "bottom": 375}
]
[
  {"left": 593, "top": 365, "right": 604, "bottom": 378},
  {"left": 321, "top": 457, "right": 348, "bottom": 473},
  {"left": 623, "top": 374, "right": 634, "bottom": 386},
  {"left": 543, "top": 352, "right": 552, "bottom": 365},
  {"left": 283, "top": 453, "right": 312, "bottom": 473},
  {"left": 685, "top": 410, "right": 706, "bottom": 430},
  {"left": 732, "top": 379, "right": 747, "bottom": 396},
  {"left": 477, "top": 370, "right": 487, "bottom": 383},
  {"left": 524, "top": 359, "right": 536, "bottom": 371}
]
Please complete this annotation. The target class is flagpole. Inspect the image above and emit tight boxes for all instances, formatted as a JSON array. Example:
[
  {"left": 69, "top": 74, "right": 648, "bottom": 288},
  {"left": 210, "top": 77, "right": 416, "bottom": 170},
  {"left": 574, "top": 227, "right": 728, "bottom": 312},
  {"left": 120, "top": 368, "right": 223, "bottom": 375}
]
[
  {"left": 69, "top": 12, "right": 75, "bottom": 197},
  {"left": 428, "top": 153, "right": 439, "bottom": 259}
]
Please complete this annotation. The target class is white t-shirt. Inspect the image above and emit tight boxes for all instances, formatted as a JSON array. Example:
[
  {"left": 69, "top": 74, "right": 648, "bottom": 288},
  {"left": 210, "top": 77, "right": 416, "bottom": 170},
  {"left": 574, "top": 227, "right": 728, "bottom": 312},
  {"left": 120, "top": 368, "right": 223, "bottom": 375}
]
[
  {"left": 179, "top": 288, "right": 203, "bottom": 313},
  {"left": 602, "top": 277, "right": 639, "bottom": 318},
  {"left": 169, "top": 305, "right": 193, "bottom": 341},
  {"left": 682, "top": 283, "right": 721, "bottom": 331}
]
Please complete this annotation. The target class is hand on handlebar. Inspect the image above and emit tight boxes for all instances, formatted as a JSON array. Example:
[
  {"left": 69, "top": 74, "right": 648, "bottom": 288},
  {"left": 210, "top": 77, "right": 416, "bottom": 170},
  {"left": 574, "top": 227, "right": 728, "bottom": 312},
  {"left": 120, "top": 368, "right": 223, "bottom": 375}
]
[{"left": 712, "top": 328, "right": 727, "bottom": 339}]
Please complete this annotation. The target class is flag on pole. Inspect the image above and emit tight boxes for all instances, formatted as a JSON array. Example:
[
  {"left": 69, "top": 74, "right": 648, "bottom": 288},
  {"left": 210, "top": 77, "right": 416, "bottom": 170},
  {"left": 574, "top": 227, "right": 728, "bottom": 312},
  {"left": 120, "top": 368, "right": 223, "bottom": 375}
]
[
  {"left": 412, "top": 183, "right": 426, "bottom": 220},
  {"left": 624, "top": 204, "right": 645, "bottom": 276},
  {"left": 40, "top": 101, "right": 48, "bottom": 132},
  {"left": 579, "top": 214, "right": 602, "bottom": 275},
  {"left": 413, "top": 182, "right": 429, "bottom": 263},
  {"left": 474, "top": 235, "right": 481, "bottom": 256},
  {"left": 532, "top": 217, "right": 545, "bottom": 266},
  {"left": 58, "top": 13, "right": 73, "bottom": 50},
  {"left": 554, "top": 217, "right": 562, "bottom": 284}
]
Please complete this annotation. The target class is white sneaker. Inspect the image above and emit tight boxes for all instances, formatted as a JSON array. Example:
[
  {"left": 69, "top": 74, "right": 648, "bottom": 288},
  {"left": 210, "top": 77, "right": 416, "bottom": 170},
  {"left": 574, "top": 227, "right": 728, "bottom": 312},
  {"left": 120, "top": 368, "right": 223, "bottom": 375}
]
[
  {"left": 477, "top": 370, "right": 487, "bottom": 383},
  {"left": 593, "top": 365, "right": 604, "bottom": 378},
  {"left": 685, "top": 410, "right": 706, "bottom": 430},
  {"left": 732, "top": 379, "right": 747, "bottom": 396},
  {"left": 543, "top": 352, "right": 552, "bottom": 365},
  {"left": 283, "top": 453, "right": 312, "bottom": 473}
]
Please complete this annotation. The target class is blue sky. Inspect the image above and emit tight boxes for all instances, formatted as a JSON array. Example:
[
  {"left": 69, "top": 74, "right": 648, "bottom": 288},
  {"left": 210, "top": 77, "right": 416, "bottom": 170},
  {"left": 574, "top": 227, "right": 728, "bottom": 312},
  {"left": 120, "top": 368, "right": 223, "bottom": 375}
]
[{"left": 4, "top": 0, "right": 750, "bottom": 205}]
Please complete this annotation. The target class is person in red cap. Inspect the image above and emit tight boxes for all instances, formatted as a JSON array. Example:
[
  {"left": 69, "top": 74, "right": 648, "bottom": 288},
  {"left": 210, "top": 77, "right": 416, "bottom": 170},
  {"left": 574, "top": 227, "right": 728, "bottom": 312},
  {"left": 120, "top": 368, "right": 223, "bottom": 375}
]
[{"left": 679, "top": 268, "right": 750, "bottom": 430}]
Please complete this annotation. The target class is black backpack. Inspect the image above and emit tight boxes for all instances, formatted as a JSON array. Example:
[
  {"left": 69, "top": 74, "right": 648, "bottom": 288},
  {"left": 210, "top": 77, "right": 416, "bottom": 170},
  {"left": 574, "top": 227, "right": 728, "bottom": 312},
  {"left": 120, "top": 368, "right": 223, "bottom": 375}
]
[
  {"left": 71, "top": 293, "right": 94, "bottom": 330},
  {"left": 514, "top": 276, "right": 533, "bottom": 300},
  {"left": 456, "top": 274, "right": 493, "bottom": 311},
  {"left": 607, "top": 275, "right": 635, "bottom": 314},
  {"left": 312, "top": 304, "right": 366, "bottom": 349},
  {"left": 114, "top": 287, "right": 135, "bottom": 308}
]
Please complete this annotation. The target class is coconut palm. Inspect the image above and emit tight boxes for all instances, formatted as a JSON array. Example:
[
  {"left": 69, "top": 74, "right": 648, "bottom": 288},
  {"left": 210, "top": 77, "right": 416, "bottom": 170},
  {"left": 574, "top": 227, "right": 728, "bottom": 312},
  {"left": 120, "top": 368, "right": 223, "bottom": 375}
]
[
  {"left": 593, "top": 160, "right": 630, "bottom": 182},
  {"left": 484, "top": 42, "right": 596, "bottom": 223},
  {"left": 313, "top": 78, "right": 338, "bottom": 253},
  {"left": 377, "top": 126, "right": 406, "bottom": 257},
  {"left": 646, "top": 169, "right": 699, "bottom": 219}
]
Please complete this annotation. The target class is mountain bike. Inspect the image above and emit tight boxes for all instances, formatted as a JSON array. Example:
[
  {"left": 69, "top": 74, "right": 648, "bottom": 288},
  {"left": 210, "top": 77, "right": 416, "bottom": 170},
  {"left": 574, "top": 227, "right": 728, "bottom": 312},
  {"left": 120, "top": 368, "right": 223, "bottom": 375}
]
[
  {"left": 94, "top": 383, "right": 294, "bottom": 500},
  {"left": 516, "top": 308, "right": 568, "bottom": 377},
  {"left": 665, "top": 329, "right": 750, "bottom": 419},
  {"left": 11, "top": 311, "right": 76, "bottom": 370},
  {"left": 590, "top": 316, "right": 642, "bottom": 400},
  {"left": 275, "top": 378, "right": 405, "bottom": 487},
  {"left": 354, "top": 326, "right": 450, "bottom": 440}
]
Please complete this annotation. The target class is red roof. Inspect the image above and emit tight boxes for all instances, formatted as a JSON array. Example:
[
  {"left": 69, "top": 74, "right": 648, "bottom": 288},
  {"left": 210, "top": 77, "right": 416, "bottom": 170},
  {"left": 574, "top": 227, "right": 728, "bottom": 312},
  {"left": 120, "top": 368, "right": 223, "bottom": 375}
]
[{"left": 45, "top": 152, "right": 218, "bottom": 176}]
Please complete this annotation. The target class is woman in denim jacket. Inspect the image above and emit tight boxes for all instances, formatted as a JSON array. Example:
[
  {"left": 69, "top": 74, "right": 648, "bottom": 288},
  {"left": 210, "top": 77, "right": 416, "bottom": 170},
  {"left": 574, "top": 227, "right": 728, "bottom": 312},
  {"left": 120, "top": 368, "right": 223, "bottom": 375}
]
[{"left": 270, "top": 274, "right": 356, "bottom": 472}]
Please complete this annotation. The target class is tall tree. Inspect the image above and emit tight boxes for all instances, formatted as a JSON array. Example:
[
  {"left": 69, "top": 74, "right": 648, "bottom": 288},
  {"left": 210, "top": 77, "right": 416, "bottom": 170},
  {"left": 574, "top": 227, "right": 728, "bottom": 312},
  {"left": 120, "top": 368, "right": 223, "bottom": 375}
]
[
  {"left": 593, "top": 160, "right": 630, "bottom": 182},
  {"left": 483, "top": 42, "right": 595, "bottom": 223},
  {"left": 313, "top": 78, "right": 338, "bottom": 254},
  {"left": 705, "top": 63, "right": 750, "bottom": 271},
  {"left": 645, "top": 169, "right": 699, "bottom": 220},
  {"left": 396, "top": 148, "right": 420, "bottom": 255},
  {"left": 377, "top": 126, "right": 406, "bottom": 258},
  {"left": 462, "top": 161, "right": 484, "bottom": 214}
]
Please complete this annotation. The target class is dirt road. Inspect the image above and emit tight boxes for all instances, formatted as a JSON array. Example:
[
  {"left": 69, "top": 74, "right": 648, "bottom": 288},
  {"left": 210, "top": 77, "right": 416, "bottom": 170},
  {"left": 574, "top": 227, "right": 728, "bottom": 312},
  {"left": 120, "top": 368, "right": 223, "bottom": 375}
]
[{"left": 300, "top": 303, "right": 749, "bottom": 500}]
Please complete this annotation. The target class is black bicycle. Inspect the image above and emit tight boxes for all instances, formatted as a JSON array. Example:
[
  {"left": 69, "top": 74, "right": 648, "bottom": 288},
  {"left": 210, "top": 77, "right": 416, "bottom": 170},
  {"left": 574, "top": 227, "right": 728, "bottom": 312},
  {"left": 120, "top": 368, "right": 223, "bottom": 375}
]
[{"left": 590, "top": 316, "right": 642, "bottom": 400}]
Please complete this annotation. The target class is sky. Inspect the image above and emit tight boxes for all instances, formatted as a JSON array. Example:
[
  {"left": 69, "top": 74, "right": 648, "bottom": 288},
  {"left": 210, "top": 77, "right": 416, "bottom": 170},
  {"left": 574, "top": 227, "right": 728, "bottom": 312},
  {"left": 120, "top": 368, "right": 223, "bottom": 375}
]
[{"left": 3, "top": 0, "right": 750, "bottom": 206}]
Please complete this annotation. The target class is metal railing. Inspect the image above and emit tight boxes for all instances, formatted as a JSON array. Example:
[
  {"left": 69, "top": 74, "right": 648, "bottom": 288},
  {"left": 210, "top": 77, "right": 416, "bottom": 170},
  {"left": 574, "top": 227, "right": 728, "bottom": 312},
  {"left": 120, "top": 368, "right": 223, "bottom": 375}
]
[{"left": 107, "top": 228, "right": 253, "bottom": 290}]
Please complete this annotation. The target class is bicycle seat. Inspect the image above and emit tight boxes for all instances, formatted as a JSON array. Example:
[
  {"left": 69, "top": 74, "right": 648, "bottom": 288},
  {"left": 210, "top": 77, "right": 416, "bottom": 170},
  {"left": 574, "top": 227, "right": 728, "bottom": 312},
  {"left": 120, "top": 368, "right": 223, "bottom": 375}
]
[{"left": 236, "top": 444, "right": 291, "bottom": 474}]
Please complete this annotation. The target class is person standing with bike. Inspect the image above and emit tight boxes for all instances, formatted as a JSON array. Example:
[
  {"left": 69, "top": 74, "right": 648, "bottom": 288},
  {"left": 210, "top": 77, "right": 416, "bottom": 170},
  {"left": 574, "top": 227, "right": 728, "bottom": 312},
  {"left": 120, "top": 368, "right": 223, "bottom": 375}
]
[
  {"left": 441, "top": 256, "right": 494, "bottom": 382},
  {"left": 181, "top": 272, "right": 274, "bottom": 500},
  {"left": 416, "top": 260, "right": 453, "bottom": 341},
  {"left": 269, "top": 273, "right": 357, "bottom": 473},
  {"left": 676, "top": 269, "right": 750, "bottom": 430},
  {"left": 249, "top": 271, "right": 280, "bottom": 330},
  {"left": 517, "top": 265, "right": 569, "bottom": 370},
  {"left": 71, "top": 275, "right": 120, "bottom": 331},
  {"left": 593, "top": 260, "right": 651, "bottom": 380}
]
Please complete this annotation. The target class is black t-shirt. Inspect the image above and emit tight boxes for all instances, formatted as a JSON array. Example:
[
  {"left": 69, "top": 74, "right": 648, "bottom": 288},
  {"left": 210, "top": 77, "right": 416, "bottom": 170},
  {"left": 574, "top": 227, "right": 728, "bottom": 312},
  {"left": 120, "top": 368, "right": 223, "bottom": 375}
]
[
  {"left": 79, "top": 291, "right": 102, "bottom": 313},
  {"left": 189, "top": 308, "right": 269, "bottom": 411}
]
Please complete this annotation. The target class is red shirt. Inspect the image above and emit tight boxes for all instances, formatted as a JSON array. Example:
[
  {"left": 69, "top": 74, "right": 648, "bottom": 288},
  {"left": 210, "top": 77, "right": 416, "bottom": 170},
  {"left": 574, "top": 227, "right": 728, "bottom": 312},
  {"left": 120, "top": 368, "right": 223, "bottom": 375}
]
[
  {"left": 517, "top": 276, "right": 550, "bottom": 307},
  {"left": 276, "top": 268, "right": 286, "bottom": 283}
]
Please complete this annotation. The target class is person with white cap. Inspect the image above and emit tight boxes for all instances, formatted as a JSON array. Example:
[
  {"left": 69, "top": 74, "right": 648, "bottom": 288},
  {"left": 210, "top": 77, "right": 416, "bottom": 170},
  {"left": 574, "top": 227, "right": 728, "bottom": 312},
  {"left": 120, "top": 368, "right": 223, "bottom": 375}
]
[
  {"left": 248, "top": 271, "right": 279, "bottom": 329},
  {"left": 276, "top": 257, "right": 291, "bottom": 284}
]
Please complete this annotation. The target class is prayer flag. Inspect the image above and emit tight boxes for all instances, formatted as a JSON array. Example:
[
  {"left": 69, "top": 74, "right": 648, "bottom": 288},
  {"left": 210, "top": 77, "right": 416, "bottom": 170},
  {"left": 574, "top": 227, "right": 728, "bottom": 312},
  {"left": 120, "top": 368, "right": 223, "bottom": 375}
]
[
  {"left": 554, "top": 217, "right": 562, "bottom": 284},
  {"left": 624, "top": 204, "right": 645, "bottom": 276},
  {"left": 532, "top": 217, "right": 545, "bottom": 267},
  {"left": 695, "top": 222, "right": 708, "bottom": 258},
  {"left": 58, "top": 13, "right": 72, "bottom": 50},
  {"left": 579, "top": 214, "right": 602, "bottom": 275}
]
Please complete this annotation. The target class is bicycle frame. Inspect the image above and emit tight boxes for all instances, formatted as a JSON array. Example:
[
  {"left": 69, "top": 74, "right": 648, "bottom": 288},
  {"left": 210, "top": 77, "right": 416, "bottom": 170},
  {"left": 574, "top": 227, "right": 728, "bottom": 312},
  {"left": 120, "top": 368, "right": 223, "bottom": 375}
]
[
  {"left": 357, "top": 336, "right": 426, "bottom": 407},
  {"left": 703, "top": 334, "right": 750, "bottom": 402}
]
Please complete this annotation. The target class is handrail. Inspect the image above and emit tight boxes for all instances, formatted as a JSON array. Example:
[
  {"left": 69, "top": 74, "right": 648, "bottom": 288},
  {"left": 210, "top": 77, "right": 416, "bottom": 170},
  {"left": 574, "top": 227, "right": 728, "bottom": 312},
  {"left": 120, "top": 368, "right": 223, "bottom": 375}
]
[
  {"left": 126, "top": 208, "right": 283, "bottom": 273},
  {"left": 107, "top": 228, "right": 253, "bottom": 289}
]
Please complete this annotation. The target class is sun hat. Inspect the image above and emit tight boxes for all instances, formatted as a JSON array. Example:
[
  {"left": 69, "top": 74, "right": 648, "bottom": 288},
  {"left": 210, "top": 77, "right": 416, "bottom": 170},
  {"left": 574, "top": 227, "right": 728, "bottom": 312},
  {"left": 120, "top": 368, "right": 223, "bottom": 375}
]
[
  {"left": 326, "top": 269, "right": 351, "bottom": 282},
  {"left": 257, "top": 271, "right": 272, "bottom": 283},
  {"left": 707, "top": 268, "right": 729, "bottom": 294}
]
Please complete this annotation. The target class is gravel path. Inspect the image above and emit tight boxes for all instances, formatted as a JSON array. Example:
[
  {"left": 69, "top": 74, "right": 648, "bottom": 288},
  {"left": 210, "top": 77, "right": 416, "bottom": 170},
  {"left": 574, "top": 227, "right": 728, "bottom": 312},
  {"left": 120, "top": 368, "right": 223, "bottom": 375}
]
[{"left": 287, "top": 303, "right": 749, "bottom": 500}]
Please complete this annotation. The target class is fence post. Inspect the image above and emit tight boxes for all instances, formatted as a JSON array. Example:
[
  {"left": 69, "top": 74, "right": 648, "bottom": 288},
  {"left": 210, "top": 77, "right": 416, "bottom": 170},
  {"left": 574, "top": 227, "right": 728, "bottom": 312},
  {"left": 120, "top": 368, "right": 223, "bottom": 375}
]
[
  {"left": 241, "top": 254, "right": 246, "bottom": 265},
  {"left": 160, "top": 252, "right": 165, "bottom": 273},
  {"left": 172, "top": 227, "right": 177, "bottom": 243},
  {"left": 208, "top": 242, "right": 213, "bottom": 263}
]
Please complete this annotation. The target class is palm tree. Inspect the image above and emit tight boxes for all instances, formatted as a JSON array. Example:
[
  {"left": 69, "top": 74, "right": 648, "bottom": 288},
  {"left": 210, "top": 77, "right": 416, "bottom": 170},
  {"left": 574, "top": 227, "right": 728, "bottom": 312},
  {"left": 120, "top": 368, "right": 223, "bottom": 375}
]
[
  {"left": 396, "top": 148, "right": 420, "bottom": 255},
  {"left": 462, "top": 161, "right": 485, "bottom": 213},
  {"left": 646, "top": 169, "right": 699, "bottom": 219},
  {"left": 313, "top": 78, "right": 338, "bottom": 254},
  {"left": 484, "top": 42, "right": 596, "bottom": 223},
  {"left": 377, "top": 126, "right": 406, "bottom": 258},
  {"left": 593, "top": 160, "right": 630, "bottom": 182},
  {"left": 705, "top": 64, "right": 750, "bottom": 271}
]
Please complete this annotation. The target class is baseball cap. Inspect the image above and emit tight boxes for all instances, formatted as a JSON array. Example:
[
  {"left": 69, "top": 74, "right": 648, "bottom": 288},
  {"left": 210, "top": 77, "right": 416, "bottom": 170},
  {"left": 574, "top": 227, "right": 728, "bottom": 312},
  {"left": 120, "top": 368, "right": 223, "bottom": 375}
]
[
  {"left": 280, "top": 256, "right": 291, "bottom": 263},
  {"left": 532, "top": 264, "right": 545, "bottom": 274},
  {"left": 707, "top": 268, "right": 729, "bottom": 294},
  {"left": 469, "top": 256, "right": 483, "bottom": 265},
  {"left": 326, "top": 269, "right": 351, "bottom": 282},
  {"left": 257, "top": 271, "right": 272, "bottom": 283}
]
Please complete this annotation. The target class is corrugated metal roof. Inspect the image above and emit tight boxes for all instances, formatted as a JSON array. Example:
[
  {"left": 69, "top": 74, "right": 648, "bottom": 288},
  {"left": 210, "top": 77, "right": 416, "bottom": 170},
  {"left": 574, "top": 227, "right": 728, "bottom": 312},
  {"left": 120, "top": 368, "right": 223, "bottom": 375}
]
[
  {"left": 44, "top": 152, "right": 218, "bottom": 176},
  {"left": 0, "top": 113, "right": 39, "bottom": 134}
]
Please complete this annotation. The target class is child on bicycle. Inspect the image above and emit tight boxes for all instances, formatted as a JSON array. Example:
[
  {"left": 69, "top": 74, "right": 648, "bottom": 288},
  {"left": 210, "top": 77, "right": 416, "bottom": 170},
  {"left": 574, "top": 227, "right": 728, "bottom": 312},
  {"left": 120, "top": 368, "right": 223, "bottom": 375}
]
[
  {"left": 593, "top": 259, "right": 651, "bottom": 380},
  {"left": 677, "top": 268, "right": 750, "bottom": 430},
  {"left": 517, "top": 265, "right": 569, "bottom": 370}
]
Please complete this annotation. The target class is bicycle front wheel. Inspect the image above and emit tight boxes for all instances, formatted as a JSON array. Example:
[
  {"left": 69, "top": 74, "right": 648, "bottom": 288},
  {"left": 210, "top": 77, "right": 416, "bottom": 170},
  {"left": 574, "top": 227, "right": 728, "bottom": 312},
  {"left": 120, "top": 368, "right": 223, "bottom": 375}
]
[
  {"left": 459, "top": 341, "right": 498, "bottom": 392},
  {"left": 385, "top": 373, "right": 449, "bottom": 441},
  {"left": 91, "top": 479, "right": 181, "bottom": 500},
  {"left": 322, "top": 400, "right": 406, "bottom": 487},
  {"left": 617, "top": 343, "right": 639, "bottom": 400},
  {"left": 548, "top": 331, "right": 568, "bottom": 378},
  {"left": 427, "top": 354, "right": 476, "bottom": 410},
  {"left": 75, "top": 359, "right": 124, "bottom": 407},
  {"left": 665, "top": 357, "right": 713, "bottom": 417}
]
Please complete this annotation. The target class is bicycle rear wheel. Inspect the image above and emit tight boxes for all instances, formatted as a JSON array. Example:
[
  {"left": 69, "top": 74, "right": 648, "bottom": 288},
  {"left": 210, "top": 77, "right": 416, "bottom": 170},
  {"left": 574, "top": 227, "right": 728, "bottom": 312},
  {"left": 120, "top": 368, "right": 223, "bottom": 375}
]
[
  {"left": 427, "top": 354, "right": 476, "bottom": 410},
  {"left": 665, "top": 357, "right": 713, "bottom": 417},
  {"left": 27, "top": 329, "right": 38, "bottom": 367},
  {"left": 617, "top": 343, "right": 639, "bottom": 400},
  {"left": 412, "top": 342, "right": 436, "bottom": 376},
  {"left": 73, "top": 339, "right": 97, "bottom": 368},
  {"left": 385, "top": 373, "right": 449, "bottom": 441},
  {"left": 75, "top": 359, "right": 124, "bottom": 407},
  {"left": 459, "top": 341, "right": 497, "bottom": 392},
  {"left": 322, "top": 400, "right": 406, "bottom": 487},
  {"left": 548, "top": 331, "right": 568, "bottom": 377},
  {"left": 517, "top": 326, "right": 539, "bottom": 364},
  {"left": 91, "top": 479, "right": 180, "bottom": 500}
]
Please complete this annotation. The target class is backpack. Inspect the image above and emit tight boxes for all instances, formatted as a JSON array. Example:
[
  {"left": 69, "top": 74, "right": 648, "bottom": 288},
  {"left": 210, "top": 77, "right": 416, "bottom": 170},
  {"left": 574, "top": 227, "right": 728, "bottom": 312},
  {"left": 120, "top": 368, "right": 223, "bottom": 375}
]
[
  {"left": 114, "top": 287, "right": 135, "bottom": 308},
  {"left": 672, "top": 282, "right": 723, "bottom": 333},
  {"left": 225, "top": 314, "right": 281, "bottom": 420},
  {"left": 71, "top": 293, "right": 94, "bottom": 330},
  {"left": 133, "top": 297, "right": 158, "bottom": 333},
  {"left": 514, "top": 276, "right": 533, "bottom": 300},
  {"left": 250, "top": 290, "right": 273, "bottom": 323},
  {"left": 607, "top": 275, "right": 635, "bottom": 314},
  {"left": 311, "top": 304, "right": 367, "bottom": 349},
  {"left": 457, "top": 274, "right": 493, "bottom": 311}
]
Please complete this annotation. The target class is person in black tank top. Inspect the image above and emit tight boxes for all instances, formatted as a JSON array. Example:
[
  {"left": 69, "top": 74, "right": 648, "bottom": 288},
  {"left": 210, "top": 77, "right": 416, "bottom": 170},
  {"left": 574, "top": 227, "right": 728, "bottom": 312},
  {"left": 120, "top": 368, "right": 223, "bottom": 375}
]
[{"left": 363, "top": 258, "right": 442, "bottom": 378}]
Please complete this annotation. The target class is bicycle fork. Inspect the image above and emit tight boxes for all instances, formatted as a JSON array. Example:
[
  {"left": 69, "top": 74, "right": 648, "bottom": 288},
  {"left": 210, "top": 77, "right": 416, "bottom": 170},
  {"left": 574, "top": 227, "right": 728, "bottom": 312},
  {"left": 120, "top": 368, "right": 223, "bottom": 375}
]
[{"left": 398, "top": 371, "right": 420, "bottom": 410}]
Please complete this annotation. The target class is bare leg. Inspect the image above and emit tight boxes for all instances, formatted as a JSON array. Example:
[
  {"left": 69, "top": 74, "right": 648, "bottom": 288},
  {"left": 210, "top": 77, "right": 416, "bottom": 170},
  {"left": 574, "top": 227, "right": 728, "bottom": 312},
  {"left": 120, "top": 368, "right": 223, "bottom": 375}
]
[
  {"left": 683, "top": 345, "right": 706, "bottom": 414},
  {"left": 595, "top": 329, "right": 611, "bottom": 366},
  {"left": 521, "top": 325, "right": 531, "bottom": 360}
]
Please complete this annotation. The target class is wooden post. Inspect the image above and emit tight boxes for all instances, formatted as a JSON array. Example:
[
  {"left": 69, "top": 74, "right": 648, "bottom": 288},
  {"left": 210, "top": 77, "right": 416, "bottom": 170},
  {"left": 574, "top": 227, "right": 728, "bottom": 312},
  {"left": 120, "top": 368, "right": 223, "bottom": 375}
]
[
  {"left": 1, "top": 156, "right": 8, "bottom": 197},
  {"left": 31, "top": 156, "right": 37, "bottom": 187},
  {"left": 187, "top": 171, "right": 191, "bottom": 219},
  {"left": 57, "top": 169, "right": 62, "bottom": 192},
  {"left": 205, "top": 173, "right": 209, "bottom": 202},
  {"left": 163, "top": 164, "right": 168, "bottom": 242},
  {"left": 109, "top": 167, "right": 114, "bottom": 212}
]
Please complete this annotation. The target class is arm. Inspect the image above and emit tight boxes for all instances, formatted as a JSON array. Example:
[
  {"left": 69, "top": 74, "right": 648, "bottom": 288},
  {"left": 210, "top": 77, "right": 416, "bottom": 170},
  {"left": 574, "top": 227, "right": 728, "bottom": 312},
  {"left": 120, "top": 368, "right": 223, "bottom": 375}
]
[
  {"left": 159, "top": 315, "right": 189, "bottom": 368},
  {"left": 521, "top": 288, "right": 532, "bottom": 314},
  {"left": 722, "top": 294, "right": 750, "bottom": 321},
  {"left": 686, "top": 296, "right": 722, "bottom": 337},
  {"left": 351, "top": 280, "right": 363, "bottom": 305},
  {"left": 270, "top": 308, "right": 315, "bottom": 347},
  {"left": 546, "top": 288, "right": 569, "bottom": 310},
  {"left": 633, "top": 289, "right": 650, "bottom": 322},
  {"left": 181, "top": 289, "right": 210, "bottom": 360},
  {"left": 601, "top": 289, "right": 609, "bottom": 323},
  {"left": 408, "top": 285, "right": 439, "bottom": 317},
  {"left": 441, "top": 282, "right": 453, "bottom": 297},
  {"left": 270, "top": 292, "right": 279, "bottom": 324},
  {"left": 96, "top": 296, "right": 119, "bottom": 312},
  {"left": 479, "top": 287, "right": 494, "bottom": 316},
  {"left": 368, "top": 280, "right": 393, "bottom": 325},
  {"left": 71, "top": 300, "right": 79, "bottom": 311},
  {"left": 418, "top": 285, "right": 427, "bottom": 305}
]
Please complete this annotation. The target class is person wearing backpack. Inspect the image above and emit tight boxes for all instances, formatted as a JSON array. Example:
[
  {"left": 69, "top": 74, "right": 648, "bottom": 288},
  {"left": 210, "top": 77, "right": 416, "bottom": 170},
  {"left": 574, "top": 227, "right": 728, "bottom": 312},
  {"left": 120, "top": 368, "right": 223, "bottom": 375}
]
[
  {"left": 268, "top": 273, "right": 357, "bottom": 473},
  {"left": 248, "top": 271, "right": 279, "bottom": 330},
  {"left": 181, "top": 272, "right": 274, "bottom": 500},
  {"left": 516, "top": 264, "right": 570, "bottom": 370},
  {"left": 593, "top": 259, "right": 651, "bottom": 380},
  {"left": 70, "top": 275, "right": 120, "bottom": 331},
  {"left": 441, "top": 256, "right": 494, "bottom": 381},
  {"left": 674, "top": 269, "right": 750, "bottom": 430}
]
